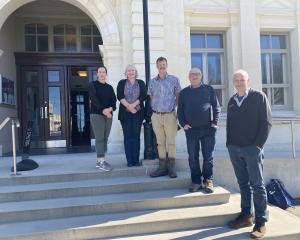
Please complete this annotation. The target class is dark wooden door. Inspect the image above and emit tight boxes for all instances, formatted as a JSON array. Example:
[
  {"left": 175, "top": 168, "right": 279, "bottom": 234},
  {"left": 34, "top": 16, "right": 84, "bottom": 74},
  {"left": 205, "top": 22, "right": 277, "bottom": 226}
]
[{"left": 21, "top": 66, "right": 66, "bottom": 147}]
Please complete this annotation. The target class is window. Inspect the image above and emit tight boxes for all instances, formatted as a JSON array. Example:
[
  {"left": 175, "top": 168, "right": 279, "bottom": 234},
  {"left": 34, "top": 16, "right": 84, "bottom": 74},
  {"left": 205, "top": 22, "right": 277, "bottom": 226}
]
[
  {"left": 80, "top": 25, "right": 103, "bottom": 53},
  {"left": 190, "top": 33, "right": 225, "bottom": 106},
  {"left": 53, "top": 24, "right": 77, "bottom": 52},
  {"left": 25, "top": 23, "right": 48, "bottom": 52},
  {"left": 260, "top": 34, "right": 290, "bottom": 107}
]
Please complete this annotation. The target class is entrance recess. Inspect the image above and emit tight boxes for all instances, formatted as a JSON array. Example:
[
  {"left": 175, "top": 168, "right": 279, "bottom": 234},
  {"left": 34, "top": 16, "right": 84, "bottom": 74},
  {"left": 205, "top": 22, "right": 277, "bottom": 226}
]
[
  {"left": 69, "top": 66, "right": 97, "bottom": 146},
  {"left": 16, "top": 53, "right": 100, "bottom": 149}
]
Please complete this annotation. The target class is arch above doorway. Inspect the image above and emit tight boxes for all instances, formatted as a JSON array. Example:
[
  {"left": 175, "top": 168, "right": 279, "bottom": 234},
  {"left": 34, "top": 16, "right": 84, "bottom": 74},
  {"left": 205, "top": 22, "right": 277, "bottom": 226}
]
[{"left": 0, "top": 0, "right": 121, "bottom": 45}]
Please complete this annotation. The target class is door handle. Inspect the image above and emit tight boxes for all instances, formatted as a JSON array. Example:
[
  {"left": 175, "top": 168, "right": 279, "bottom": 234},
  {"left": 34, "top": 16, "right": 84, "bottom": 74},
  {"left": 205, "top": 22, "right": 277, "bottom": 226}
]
[
  {"left": 44, "top": 106, "right": 48, "bottom": 119},
  {"left": 40, "top": 107, "right": 44, "bottom": 119}
]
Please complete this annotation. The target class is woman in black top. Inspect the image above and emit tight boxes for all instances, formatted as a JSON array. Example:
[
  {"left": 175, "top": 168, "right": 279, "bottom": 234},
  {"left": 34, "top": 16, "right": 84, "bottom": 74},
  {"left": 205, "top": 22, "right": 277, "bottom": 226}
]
[
  {"left": 89, "top": 66, "right": 116, "bottom": 171},
  {"left": 117, "top": 64, "right": 147, "bottom": 167}
]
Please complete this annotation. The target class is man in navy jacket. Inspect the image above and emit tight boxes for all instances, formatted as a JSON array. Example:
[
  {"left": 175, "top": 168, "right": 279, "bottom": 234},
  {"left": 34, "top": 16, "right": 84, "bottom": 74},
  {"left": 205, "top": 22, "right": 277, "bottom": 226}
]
[{"left": 178, "top": 67, "right": 220, "bottom": 193}]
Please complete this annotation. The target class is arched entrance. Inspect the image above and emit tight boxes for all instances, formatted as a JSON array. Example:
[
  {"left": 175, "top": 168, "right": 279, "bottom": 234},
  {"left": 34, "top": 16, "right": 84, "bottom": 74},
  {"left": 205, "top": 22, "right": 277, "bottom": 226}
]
[{"left": 0, "top": 0, "right": 122, "bottom": 150}]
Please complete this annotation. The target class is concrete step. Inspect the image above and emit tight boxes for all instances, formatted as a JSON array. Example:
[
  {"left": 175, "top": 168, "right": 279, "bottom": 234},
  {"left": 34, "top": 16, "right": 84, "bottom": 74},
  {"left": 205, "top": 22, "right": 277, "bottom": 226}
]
[
  {"left": 112, "top": 206, "right": 300, "bottom": 240},
  {"left": 0, "top": 166, "right": 153, "bottom": 186},
  {"left": 0, "top": 186, "right": 230, "bottom": 223},
  {"left": 0, "top": 172, "right": 191, "bottom": 202},
  {"left": 1, "top": 195, "right": 298, "bottom": 240},
  {"left": 0, "top": 198, "right": 239, "bottom": 240}
]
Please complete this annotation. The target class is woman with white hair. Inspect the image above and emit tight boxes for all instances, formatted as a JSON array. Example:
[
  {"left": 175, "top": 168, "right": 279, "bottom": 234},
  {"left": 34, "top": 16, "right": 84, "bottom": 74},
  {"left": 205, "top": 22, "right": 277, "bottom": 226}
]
[{"left": 117, "top": 64, "right": 147, "bottom": 167}]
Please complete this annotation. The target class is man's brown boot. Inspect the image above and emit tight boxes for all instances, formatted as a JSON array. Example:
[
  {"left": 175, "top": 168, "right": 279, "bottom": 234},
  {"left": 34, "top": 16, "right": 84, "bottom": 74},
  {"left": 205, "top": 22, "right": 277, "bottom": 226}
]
[
  {"left": 149, "top": 158, "right": 168, "bottom": 177},
  {"left": 228, "top": 214, "right": 254, "bottom": 229},
  {"left": 168, "top": 158, "right": 177, "bottom": 178},
  {"left": 250, "top": 222, "right": 266, "bottom": 239},
  {"left": 203, "top": 179, "right": 214, "bottom": 193}
]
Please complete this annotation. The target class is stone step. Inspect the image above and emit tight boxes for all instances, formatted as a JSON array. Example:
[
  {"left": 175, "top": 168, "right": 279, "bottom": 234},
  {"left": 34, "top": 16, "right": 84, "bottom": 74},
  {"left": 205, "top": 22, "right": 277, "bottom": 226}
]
[
  {"left": 0, "top": 186, "right": 230, "bottom": 223},
  {"left": 0, "top": 172, "right": 191, "bottom": 202},
  {"left": 112, "top": 205, "right": 300, "bottom": 240},
  {"left": 0, "top": 199, "right": 239, "bottom": 240},
  {"left": 0, "top": 166, "right": 153, "bottom": 186}
]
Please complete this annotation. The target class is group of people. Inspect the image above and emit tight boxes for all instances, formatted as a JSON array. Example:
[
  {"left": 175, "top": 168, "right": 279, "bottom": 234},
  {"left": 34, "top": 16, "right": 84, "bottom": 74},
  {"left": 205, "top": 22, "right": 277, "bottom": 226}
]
[{"left": 89, "top": 56, "right": 272, "bottom": 239}]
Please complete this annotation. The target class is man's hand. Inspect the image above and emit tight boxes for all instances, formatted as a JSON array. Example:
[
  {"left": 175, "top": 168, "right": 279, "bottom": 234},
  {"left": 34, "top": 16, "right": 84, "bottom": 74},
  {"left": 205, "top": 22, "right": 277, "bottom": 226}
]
[
  {"left": 184, "top": 124, "right": 192, "bottom": 130},
  {"left": 211, "top": 123, "right": 218, "bottom": 129}
]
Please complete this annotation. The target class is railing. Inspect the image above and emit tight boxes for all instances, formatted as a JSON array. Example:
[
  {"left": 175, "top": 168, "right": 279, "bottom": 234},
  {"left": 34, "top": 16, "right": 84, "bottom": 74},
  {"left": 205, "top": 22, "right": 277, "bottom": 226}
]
[
  {"left": 272, "top": 118, "right": 300, "bottom": 159},
  {"left": 0, "top": 117, "right": 21, "bottom": 176},
  {"left": 218, "top": 117, "right": 300, "bottom": 159}
]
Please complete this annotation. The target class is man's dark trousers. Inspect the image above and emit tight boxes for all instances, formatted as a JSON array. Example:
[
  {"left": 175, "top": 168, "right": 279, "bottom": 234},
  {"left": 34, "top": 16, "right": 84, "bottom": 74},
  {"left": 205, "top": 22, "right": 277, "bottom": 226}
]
[{"left": 185, "top": 127, "right": 216, "bottom": 184}]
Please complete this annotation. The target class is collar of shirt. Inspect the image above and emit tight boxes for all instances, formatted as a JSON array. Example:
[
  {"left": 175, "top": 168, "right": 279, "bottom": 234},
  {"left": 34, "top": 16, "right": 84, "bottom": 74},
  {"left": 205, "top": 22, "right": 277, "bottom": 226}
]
[
  {"left": 155, "top": 73, "right": 169, "bottom": 81},
  {"left": 190, "top": 82, "right": 203, "bottom": 89},
  {"left": 234, "top": 88, "right": 250, "bottom": 107}
]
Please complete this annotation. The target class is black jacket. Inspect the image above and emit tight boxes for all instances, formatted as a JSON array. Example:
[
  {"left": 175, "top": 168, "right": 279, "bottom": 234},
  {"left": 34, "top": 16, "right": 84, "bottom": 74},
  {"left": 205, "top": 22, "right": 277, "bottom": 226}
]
[
  {"left": 116, "top": 79, "right": 147, "bottom": 123},
  {"left": 226, "top": 89, "right": 272, "bottom": 148}
]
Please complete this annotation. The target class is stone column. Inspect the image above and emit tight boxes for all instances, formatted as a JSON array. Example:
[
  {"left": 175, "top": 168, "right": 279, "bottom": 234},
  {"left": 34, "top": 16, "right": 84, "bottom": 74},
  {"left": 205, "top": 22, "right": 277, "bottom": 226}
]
[
  {"left": 227, "top": 8, "right": 242, "bottom": 97},
  {"left": 239, "top": 0, "right": 262, "bottom": 91}
]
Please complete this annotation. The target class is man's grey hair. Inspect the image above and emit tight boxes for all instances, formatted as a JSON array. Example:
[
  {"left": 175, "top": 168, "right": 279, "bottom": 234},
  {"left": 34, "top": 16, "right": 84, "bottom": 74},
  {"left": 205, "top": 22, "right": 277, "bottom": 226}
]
[
  {"left": 189, "top": 67, "right": 203, "bottom": 76},
  {"left": 233, "top": 69, "right": 249, "bottom": 80}
]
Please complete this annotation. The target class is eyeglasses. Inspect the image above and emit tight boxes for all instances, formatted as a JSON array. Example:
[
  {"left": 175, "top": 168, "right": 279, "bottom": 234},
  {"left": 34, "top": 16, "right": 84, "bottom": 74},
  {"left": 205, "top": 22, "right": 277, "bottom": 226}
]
[{"left": 190, "top": 73, "right": 201, "bottom": 76}]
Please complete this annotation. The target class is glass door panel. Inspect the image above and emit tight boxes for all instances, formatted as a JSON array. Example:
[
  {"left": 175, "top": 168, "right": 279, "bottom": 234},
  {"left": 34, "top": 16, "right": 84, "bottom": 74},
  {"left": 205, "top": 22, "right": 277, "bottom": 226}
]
[
  {"left": 21, "top": 67, "right": 45, "bottom": 142},
  {"left": 48, "top": 86, "right": 62, "bottom": 137},
  {"left": 43, "top": 67, "right": 66, "bottom": 140}
]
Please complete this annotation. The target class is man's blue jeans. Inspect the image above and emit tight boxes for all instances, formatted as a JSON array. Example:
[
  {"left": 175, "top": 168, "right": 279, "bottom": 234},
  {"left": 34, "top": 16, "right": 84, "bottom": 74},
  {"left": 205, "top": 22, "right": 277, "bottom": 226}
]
[
  {"left": 227, "top": 144, "right": 267, "bottom": 224},
  {"left": 185, "top": 127, "right": 216, "bottom": 184}
]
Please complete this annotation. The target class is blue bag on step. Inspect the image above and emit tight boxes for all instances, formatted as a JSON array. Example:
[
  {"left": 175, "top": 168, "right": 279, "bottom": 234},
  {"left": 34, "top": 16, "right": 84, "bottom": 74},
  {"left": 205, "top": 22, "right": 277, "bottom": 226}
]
[{"left": 266, "top": 179, "right": 294, "bottom": 210}]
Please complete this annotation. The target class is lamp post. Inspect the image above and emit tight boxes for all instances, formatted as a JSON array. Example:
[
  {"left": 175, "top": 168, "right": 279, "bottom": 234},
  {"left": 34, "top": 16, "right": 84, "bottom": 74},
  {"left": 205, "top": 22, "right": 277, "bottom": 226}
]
[{"left": 142, "top": 0, "right": 158, "bottom": 160}]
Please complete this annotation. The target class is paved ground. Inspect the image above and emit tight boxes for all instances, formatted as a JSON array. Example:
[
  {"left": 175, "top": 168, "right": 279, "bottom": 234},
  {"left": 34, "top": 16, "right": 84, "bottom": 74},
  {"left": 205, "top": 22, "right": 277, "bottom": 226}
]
[{"left": 287, "top": 199, "right": 300, "bottom": 217}]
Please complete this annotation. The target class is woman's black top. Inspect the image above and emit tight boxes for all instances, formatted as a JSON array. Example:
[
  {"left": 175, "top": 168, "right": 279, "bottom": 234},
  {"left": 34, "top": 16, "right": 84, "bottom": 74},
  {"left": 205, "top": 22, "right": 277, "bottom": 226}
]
[
  {"left": 89, "top": 80, "right": 117, "bottom": 115},
  {"left": 117, "top": 79, "right": 147, "bottom": 123}
]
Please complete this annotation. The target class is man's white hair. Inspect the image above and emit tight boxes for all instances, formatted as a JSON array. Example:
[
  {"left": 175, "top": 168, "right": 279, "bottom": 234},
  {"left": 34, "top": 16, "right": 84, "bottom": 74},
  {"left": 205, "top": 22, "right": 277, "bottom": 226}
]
[
  {"left": 189, "top": 67, "right": 203, "bottom": 76},
  {"left": 233, "top": 69, "right": 249, "bottom": 80}
]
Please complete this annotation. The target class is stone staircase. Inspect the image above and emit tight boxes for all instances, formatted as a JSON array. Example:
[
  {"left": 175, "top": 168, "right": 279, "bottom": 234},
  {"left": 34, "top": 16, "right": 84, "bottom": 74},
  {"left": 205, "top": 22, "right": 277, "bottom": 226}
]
[{"left": 0, "top": 160, "right": 299, "bottom": 240}]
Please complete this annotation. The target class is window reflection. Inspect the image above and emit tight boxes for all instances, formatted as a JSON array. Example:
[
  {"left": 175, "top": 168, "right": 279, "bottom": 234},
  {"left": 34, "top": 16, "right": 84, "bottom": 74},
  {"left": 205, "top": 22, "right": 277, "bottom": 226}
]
[
  {"left": 271, "top": 35, "right": 286, "bottom": 49},
  {"left": 207, "top": 34, "right": 223, "bottom": 48},
  {"left": 191, "top": 53, "right": 203, "bottom": 72},
  {"left": 272, "top": 53, "right": 284, "bottom": 84},
  {"left": 48, "top": 71, "right": 60, "bottom": 82},
  {"left": 260, "top": 35, "right": 270, "bottom": 49},
  {"left": 26, "top": 87, "right": 40, "bottom": 137},
  {"left": 191, "top": 34, "right": 205, "bottom": 48},
  {"left": 25, "top": 23, "right": 48, "bottom": 52},
  {"left": 81, "top": 25, "right": 103, "bottom": 52},
  {"left": 48, "top": 87, "right": 62, "bottom": 137},
  {"left": 260, "top": 34, "right": 288, "bottom": 106},
  {"left": 191, "top": 33, "right": 224, "bottom": 106},
  {"left": 208, "top": 53, "right": 221, "bottom": 85},
  {"left": 273, "top": 88, "right": 284, "bottom": 105},
  {"left": 53, "top": 24, "right": 77, "bottom": 52},
  {"left": 76, "top": 95, "right": 85, "bottom": 133}
]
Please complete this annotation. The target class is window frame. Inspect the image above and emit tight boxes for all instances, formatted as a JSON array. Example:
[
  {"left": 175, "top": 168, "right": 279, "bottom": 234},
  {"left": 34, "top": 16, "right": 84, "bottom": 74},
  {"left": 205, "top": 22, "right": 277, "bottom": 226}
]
[
  {"left": 190, "top": 32, "right": 227, "bottom": 107},
  {"left": 53, "top": 24, "right": 77, "bottom": 53},
  {"left": 260, "top": 33, "right": 292, "bottom": 110},
  {"left": 24, "top": 23, "right": 49, "bottom": 52},
  {"left": 23, "top": 22, "right": 102, "bottom": 53},
  {"left": 80, "top": 24, "right": 103, "bottom": 53}
]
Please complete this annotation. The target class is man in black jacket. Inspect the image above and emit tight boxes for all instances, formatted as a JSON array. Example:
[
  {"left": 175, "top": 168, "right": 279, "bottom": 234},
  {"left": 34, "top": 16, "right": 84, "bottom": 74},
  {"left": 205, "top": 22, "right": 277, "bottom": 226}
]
[
  {"left": 227, "top": 69, "right": 272, "bottom": 239},
  {"left": 178, "top": 67, "right": 220, "bottom": 193}
]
